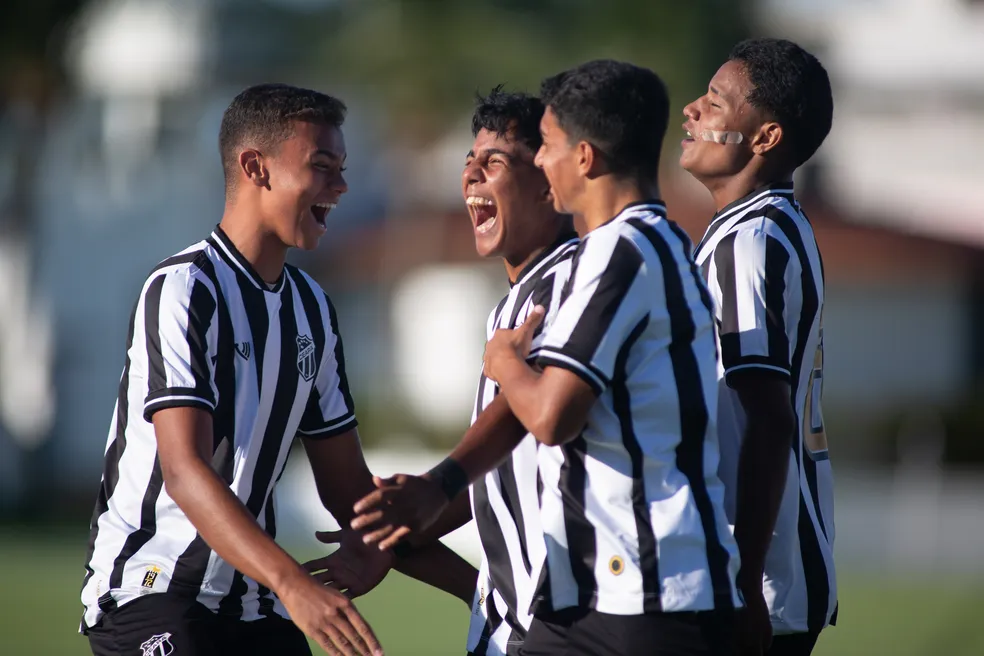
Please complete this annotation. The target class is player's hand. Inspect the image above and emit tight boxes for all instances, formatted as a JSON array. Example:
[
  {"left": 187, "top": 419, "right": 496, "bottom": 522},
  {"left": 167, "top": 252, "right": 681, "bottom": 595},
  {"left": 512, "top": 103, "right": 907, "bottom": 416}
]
[
  {"left": 735, "top": 582, "right": 772, "bottom": 656},
  {"left": 483, "top": 305, "right": 545, "bottom": 382},
  {"left": 350, "top": 474, "right": 448, "bottom": 550},
  {"left": 277, "top": 569, "right": 384, "bottom": 656},
  {"left": 303, "top": 529, "right": 395, "bottom": 599}
]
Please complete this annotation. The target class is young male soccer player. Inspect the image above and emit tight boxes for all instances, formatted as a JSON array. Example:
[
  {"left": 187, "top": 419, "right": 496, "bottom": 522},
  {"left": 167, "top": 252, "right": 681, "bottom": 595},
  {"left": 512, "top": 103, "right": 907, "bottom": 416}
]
[
  {"left": 78, "top": 83, "right": 474, "bottom": 656},
  {"left": 680, "top": 38, "right": 837, "bottom": 656},
  {"left": 307, "top": 87, "right": 578, "bottom": 656},
  {"left": 353, "top": 61, "right": 743, "bottom": 656}
]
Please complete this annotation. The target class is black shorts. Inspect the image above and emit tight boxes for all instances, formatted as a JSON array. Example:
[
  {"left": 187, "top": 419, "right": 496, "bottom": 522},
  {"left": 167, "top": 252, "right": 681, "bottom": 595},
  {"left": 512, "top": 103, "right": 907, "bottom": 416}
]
[
  {"left": 765, "top": 629, "right": 822, "bottom": 656},
  {"left": 85, "top": 592, "right": 311, "bottom": 656},
  {"left": 519, "top": 606, "right": 736, "bottom": 656}
]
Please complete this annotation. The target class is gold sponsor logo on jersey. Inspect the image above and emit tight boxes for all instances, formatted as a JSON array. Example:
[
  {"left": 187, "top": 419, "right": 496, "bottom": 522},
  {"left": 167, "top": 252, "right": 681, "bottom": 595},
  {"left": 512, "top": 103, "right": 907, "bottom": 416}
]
[{"left": 608, "top": 556, "right": 624, "bottom": 576}]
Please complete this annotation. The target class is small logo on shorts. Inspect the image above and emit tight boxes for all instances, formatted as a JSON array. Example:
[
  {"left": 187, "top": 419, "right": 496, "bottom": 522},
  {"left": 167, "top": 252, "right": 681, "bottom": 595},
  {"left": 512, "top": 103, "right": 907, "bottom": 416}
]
[
  {"left": 140, "top": 632, "right": 174, "bottom": 656},
  {"left": 141, "top": 566, "right": 161, "bottom": 589},
  {"left": 608, "top": 556, "right": 624, "bottom": 576}
]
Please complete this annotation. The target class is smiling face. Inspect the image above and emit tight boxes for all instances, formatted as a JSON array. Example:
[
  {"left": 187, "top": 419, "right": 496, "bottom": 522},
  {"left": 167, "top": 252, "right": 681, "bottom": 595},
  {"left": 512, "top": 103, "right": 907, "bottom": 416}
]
[
  {"left": 257, "top": 119, "right": 348, "bottom": 251},
  {"left": 679, "top": 59, "right": 772, "bottom": 181},
  {"left": 462, "top": 127, "right": 555, "bottom": 264}
]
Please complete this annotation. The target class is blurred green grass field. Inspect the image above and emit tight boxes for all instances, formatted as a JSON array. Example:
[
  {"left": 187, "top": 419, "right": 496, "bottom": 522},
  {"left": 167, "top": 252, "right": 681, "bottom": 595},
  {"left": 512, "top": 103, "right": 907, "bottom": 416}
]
[{"left": 1, "top": 526, "right": 982, "bottom": 656}]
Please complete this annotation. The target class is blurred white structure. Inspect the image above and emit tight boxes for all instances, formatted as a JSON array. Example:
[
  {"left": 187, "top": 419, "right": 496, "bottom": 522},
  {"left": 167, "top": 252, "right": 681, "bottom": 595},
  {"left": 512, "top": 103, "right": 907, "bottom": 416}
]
[
  {"left": 759, "top": 0, "right": 984, "bottom": 245},
  {"left": 391, "top": 265, "right": 503, "bottom": 430}
]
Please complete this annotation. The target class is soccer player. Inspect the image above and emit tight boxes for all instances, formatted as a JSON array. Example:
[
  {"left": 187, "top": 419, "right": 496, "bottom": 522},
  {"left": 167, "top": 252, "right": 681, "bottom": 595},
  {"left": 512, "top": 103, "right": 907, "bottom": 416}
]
[
  {"left": 308, "top": 87, "right": 578, "bottom": 656},
  {"left": 680, "top": 38, "right": 837, "bottom": 656},
  {"left": 354, "top": 61, "right": 743, "bottom": 656},
  {"left": 79, "top": 83, "right": 474, "bottom": 656}
]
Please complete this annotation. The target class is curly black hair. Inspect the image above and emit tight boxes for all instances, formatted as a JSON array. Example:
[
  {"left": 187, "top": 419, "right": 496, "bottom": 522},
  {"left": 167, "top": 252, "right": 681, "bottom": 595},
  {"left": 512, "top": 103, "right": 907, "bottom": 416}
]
[
  {"left": 471, "top": 85, "right": 546, "bottom": 155},
  {"left": 540, "top": 60, "right": 669, "bottom": 180},
  {"left": 729, "top": 38, "right": 833, "bottom": 168},
  {"left": 219, "top": 83, "right": 347, "bottom": 193}
]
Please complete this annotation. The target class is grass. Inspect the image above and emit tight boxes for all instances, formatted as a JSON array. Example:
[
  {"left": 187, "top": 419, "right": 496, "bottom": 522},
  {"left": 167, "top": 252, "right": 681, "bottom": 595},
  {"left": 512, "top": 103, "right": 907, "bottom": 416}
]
[{"left": 1, "top": 526, "right": 982, "bottom": 655}]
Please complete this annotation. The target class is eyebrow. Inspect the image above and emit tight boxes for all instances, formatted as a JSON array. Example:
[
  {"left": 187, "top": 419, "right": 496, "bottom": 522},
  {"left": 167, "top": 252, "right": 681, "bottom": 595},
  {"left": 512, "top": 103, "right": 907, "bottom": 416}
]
[
  {"left": 312, "top": 149, "right": 345, "bottom": 162},
  {"left": 465, "top": 147, "right": 513, "bottom": 161}
]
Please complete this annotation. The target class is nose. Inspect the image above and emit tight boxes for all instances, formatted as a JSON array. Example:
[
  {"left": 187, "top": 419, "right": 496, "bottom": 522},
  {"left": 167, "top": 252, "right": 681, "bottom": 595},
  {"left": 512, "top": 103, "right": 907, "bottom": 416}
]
[
  {"left": 534, "top": 145, "right": 544, "bottom": 170},
  {"left": 683, "top": 101, "right": 700, "bottom": 121},
  {"left": 462, "top": 159, "right": 484, "bottom": 189},
  {"left": 333, "top": 172, "right": 348, "bottom": 195}
]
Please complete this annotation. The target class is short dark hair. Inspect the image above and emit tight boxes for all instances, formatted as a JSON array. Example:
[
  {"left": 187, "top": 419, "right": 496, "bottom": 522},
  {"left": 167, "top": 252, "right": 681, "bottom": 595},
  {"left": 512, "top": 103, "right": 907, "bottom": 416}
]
[
  {"left": 471, "top": 85, "right": 545, "bottom": 154},
  {"left": 540, "top": 60, "right": 669, "bottom": 180},
  {"left": 729, "top": 38, "right": 833, "bottom": 168},
  {"left": 218, "top": 83, "right": 347, "bottom": 192}
]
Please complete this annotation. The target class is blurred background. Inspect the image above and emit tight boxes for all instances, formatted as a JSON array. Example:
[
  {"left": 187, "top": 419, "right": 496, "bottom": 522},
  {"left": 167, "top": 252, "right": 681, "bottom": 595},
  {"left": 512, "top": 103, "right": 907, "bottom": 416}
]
[{"left": 1, "top": 0, "right": 983, "bottom": 653}]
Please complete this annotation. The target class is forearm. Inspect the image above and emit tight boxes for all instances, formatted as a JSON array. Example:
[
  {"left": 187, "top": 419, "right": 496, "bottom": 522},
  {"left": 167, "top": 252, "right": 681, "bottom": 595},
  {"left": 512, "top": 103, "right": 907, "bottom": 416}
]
[
  {"left": 165, "top": 459, "right": 304, "bottom": 593},
  {"left": 395, "top": 542, "right": 478, "bottom": 605},
  {"left": 733, "top": 422, "right": 793, "bottom": 582},
  {"left": 441, "top": 393, "right": 528, "bottom": 483},
  {"left": 410, "top": 491, "right": 472, "bottom": 547}
]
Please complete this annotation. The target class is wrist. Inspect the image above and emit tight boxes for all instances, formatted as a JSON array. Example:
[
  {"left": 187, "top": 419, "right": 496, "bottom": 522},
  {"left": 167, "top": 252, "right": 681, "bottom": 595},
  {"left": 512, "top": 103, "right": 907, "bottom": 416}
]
[
  {"left": 268, "top": 559, "right": 309, "bottom": 597},
  {"left": 425, "top": 457, "right": 469, "bottom": 501}
]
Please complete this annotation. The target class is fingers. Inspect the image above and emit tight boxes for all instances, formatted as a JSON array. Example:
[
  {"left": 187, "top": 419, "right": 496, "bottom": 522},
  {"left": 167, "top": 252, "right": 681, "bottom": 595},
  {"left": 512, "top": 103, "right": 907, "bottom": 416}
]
[
  {"left": 361, "top": 524, "right": 399, "bottom": 546},
  {"left": 353, "top": 487, "right": 396, "bottom": 515},
  {"left": 325, "top": 610, "right": 379, "bottom": 656},
  {"left": 344, "top": 604, "right": 384, "bottom": 656},
  {"left": 303, "top": 556, "right": 333, "bottom": 573},
  {"left": 350, "top": 509, "right": 386, "bottom": 531},
  {"left": 314, "top": 632, "right": 344, "bottom": 656},
  {"left": 314, "top": 530, "right": 344, "bottom": 545},
  {"left": 377, "top": 526, "right": 411, "bottom": 551},
  {"left": 521, "top": 305, "right": 546, "bottom": 334}
]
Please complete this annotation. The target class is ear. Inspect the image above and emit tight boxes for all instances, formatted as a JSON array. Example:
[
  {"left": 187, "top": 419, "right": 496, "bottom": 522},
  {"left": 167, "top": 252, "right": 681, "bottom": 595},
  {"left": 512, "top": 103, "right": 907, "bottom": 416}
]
[
  {"left": 576, "top": 140, "right": 599, "bottom": 178},
  {"left": 239, "top": 149, "right": 269, "bottom": 189},
  {"left": 751, "top": 121, "right": 783, "bottom": 156}
]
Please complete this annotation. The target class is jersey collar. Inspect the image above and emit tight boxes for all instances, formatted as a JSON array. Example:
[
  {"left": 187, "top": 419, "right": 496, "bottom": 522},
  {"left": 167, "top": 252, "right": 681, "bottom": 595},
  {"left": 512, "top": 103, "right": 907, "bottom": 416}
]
[
  {"left": 510, "top": 229, "right": 580, "bottom": 288},
  {"left": 709, "top": 182, "right": 795, "bottom": 227},
  {"left": 209, "top": 226, "right": 286, "bottom": 293}
]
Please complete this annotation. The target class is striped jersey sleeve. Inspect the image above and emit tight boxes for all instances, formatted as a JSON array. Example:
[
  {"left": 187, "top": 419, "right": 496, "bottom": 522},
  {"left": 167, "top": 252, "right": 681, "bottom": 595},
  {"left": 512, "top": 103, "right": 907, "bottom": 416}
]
[
  {"left": 296, "top": 276, "right": 357, "bottom": 439},
  {"left": 535, "top": 230, "right": 647, "bottom": 395},
  {"left": 142, "top": 265, "right": 219, "bottom": 421},
  {"left": 710, "top": 224, "right": 794, "bottom": 381}
]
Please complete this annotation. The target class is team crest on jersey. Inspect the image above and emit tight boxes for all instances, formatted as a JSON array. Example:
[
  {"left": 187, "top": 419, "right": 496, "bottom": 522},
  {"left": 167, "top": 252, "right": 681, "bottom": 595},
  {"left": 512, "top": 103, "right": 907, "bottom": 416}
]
[
  {"left": 296, "top": 334, "right": 316, "bottom": 381},
  {"left": 141, "top": 566, "right": 160, "bottom": 589},
  {"left": 140, "top": 632, "right": 174, "bottom": 656},
  {"left": 608, "top": 555, "right": 624, "bottom": 576}
]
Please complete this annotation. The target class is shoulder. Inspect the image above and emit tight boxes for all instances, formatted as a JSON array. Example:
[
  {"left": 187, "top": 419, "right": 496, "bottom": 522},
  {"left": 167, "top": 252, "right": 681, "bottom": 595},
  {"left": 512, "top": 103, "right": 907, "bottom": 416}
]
[
  {"left": 286, "top": 265, "right": 337, "bottom": 306},
  {"left": 140, "top": 241, "right": 218, "bottom": 298}
]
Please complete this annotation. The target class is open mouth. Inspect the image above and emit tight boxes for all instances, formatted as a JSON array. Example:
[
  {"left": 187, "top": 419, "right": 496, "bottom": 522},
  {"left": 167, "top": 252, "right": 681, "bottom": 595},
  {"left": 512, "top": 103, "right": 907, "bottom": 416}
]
[
  {"left": 466, "top": 195, "right": 498, "bottom": 235},
  {"left": 682, "top": 121, "right": 697, "bottom": 144},
  {"left": 310, "top": 201, "right": 337, "bottom": 228}
]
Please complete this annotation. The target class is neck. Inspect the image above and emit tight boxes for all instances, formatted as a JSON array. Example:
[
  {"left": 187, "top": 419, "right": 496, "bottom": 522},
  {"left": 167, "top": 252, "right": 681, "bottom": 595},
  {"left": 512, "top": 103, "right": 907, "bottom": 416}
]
[
  {"left": 503, "top": 217, "right": 573, "bottom": 284},
  {"left": 578, "top": 176, "right": 659, "bottom": 235},
  {"left": 703, "top": 163, "right": 794, "bottom": 213},
  {"left": 219, "top": 201, "right": 288, "bottom": 284}
]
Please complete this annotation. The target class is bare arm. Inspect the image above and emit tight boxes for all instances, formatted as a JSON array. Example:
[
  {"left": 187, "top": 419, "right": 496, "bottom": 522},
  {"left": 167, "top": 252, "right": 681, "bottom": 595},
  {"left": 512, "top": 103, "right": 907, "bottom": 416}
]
[
  {"left": 154, "top": 408, "right": 381, "bottom": 656},
  {"left": 729, "top": 370, "right": 796, "bottom": 587},
  {"left": 303, "top": 432, "right": 478, "bottom": 604}
]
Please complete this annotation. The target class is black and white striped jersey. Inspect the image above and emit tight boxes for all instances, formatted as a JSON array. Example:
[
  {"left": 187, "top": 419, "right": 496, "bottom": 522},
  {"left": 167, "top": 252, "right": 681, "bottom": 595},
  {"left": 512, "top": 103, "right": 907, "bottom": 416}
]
[
  {"left": 80, "top": 226, "right": 356, "bottom": 630},
  {"left": 694, "top": 183, "right": 836, "bottom": 634},
  {"left": 530, "top": 201, "right": 742, "bottom": 616},
  {"left": 466, "top": 233, "right": 579, "bottom": 656}
]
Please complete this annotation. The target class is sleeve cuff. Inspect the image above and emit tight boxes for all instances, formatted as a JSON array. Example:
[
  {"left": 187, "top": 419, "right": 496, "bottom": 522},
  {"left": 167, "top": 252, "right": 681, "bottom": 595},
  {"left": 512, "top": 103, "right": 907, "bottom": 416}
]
[
  {"left": 535, "top": 348, "right": 607, "bottom": 396},
  {"left": 144, "top": 387, "right": 216, "bottom": 422},
  {"left": 723, "top": 362, "right": 791, "bottom": 386},
  {"left": 297, "top": 413, "right": 358, "bottom": 439}
]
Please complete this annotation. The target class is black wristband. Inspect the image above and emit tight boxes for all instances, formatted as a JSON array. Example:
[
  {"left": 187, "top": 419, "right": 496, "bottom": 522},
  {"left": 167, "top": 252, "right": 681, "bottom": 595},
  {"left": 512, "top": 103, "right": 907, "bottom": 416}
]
[
  {"left": 426, "top": 457, "right": 469, "bottom": 501},
  {"left": 392, "top": 541, "right": 415, "bottom": 559}
]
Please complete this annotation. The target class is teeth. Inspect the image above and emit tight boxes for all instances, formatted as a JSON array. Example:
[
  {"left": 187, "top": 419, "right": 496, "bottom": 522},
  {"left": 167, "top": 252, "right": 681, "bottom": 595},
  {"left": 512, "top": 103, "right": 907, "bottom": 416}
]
[
  {"left": 315, "top": 202, "right": 337, "bottom": 210},
  {"left": 686, "top": 130, "right": 693, "bottom": 138},
  {"left": 466, "top": 196, "right": 496, "bottom": 207},
  {"left": 476, "top": 216, "right": 497, "bottom": 234}
]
